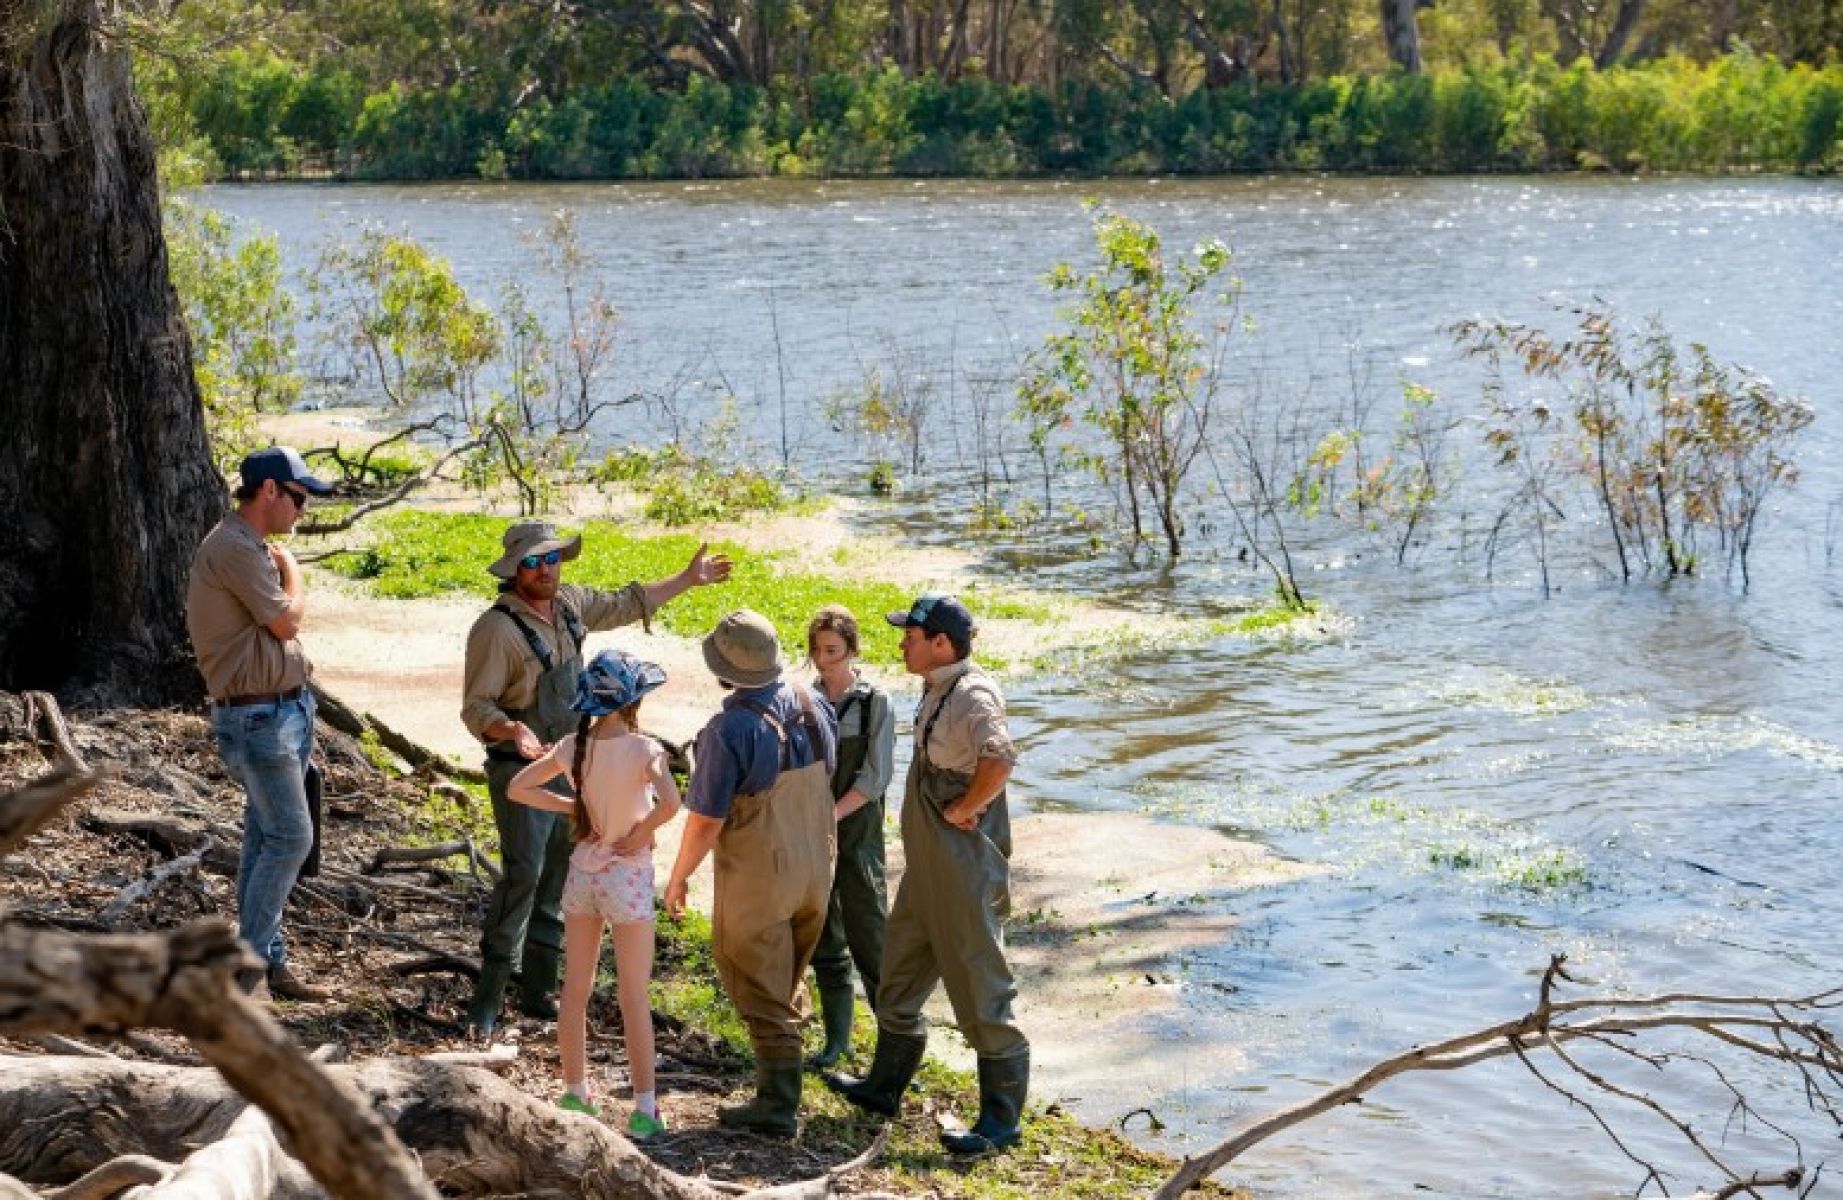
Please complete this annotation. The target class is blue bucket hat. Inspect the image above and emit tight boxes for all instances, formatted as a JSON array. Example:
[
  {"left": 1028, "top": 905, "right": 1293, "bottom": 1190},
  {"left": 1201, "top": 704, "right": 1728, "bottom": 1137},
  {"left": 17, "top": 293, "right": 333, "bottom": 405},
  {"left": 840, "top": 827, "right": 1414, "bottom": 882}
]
[{"left": 571, "top": 650, "right": 667, "bottom": 716}]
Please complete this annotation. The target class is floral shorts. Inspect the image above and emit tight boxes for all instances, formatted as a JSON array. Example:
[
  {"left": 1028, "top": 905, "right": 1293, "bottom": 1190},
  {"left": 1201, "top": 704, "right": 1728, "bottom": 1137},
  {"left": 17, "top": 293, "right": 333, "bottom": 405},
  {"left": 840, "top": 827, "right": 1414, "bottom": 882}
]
[{"left": 561, "top": 854, "right": 656, "bottom": 925}]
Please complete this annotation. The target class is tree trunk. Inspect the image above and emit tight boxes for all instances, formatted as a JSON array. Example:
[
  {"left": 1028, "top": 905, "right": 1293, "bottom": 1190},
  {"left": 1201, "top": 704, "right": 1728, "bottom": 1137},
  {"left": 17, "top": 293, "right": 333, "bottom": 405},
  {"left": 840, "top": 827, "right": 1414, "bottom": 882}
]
[
  {"left": 1379, "top": 0, "right": 1424, "bottom": 71},
  {"left": 1592, "top": 0, "right": 1646, "bottom": 68},
  {"left": 0, "top": 0, "right": 223, "bottom": 705}
]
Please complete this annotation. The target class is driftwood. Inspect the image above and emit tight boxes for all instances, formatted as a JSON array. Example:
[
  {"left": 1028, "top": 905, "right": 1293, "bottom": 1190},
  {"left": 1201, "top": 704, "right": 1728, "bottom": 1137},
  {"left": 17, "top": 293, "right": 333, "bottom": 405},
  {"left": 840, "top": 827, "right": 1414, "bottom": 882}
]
[
  {"left": 1157, "top": 955, "right": 1843, "bottom": 1199},
  {"left": 0, "top": 767, "right": 99, "bottom": 858},
  {"left": 1, "top": 1055, "right": 743, "bottom": 1200},
  {"left": 100, "top": 836, "right": 216, "bottom": 925}
]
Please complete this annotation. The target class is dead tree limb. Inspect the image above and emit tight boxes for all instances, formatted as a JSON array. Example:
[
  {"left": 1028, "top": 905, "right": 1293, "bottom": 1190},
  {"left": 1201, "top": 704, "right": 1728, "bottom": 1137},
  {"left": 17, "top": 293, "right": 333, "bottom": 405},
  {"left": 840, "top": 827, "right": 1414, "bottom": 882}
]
[
  {"left": 22, "top": 692, "right": 89, "bottom": 773},
  {"left": 1156, "top": 955, "right": 1842, "bottom": 1198},
  {"left": 0, "top": 1055, "right": 731, "bottom": 1199},
  {"left": 0, "top": 767, "right": 99, "bottom": 859},
  {"left": 99, "top": 836, "right": 216, "bottom": 926},
  {"left": 0, "top": 919, "right": 439, "bottom": 1199}
]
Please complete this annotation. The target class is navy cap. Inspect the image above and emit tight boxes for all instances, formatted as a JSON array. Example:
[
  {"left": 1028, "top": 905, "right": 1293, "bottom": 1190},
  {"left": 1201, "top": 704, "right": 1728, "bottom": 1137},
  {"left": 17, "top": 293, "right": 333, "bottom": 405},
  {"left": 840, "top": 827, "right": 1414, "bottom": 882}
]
[
  {"left": 885, "top": 593, "right": 976, "bottom": 643},
  {"left": 239, "top": 446, "right": 332, "bottom": 496}
]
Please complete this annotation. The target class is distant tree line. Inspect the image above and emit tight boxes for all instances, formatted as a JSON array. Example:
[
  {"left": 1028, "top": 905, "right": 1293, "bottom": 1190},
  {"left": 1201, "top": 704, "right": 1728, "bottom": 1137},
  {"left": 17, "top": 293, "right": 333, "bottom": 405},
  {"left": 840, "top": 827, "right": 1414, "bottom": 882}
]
[{"left": 137, "top": 0, "right": 1843, "bottom": 179}]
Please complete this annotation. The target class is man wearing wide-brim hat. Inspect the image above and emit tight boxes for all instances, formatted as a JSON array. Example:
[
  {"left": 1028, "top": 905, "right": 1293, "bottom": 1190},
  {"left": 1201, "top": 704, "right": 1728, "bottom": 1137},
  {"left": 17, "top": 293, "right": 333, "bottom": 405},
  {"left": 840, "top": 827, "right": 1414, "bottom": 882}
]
[
  {"left": 664, "top": 610, "right": 838, "bottom": 1137},
  {"left": 460, "top": 519, "right": 731, "bottom": 1034},
  {"left": 825, "top": 593, "right": 1028, "bottom": 1155}
]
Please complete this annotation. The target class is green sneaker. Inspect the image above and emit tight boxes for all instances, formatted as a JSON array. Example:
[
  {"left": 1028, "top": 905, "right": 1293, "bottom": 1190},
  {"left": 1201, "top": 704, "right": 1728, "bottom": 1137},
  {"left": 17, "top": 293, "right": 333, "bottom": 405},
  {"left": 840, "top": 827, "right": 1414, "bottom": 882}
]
[
  {"left": 557, "top": 1092, "right": 600, "bottom": 1117},
  {"left": 626, "top": 1109, "right": 667, "bottom": 1139}
]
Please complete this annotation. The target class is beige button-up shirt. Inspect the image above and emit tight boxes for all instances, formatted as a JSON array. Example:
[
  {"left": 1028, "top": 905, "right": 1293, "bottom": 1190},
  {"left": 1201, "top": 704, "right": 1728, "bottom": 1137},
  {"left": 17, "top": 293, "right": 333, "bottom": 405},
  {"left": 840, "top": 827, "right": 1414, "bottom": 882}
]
[
  {"left": 460, "top": 581, "right": 651, "bottom": 742},
  {"left": 185, "top": 515, "right": 310, "bottom": 700},
  {"left": 913, "top": 659, "right": 1017, "bottom": 774}
]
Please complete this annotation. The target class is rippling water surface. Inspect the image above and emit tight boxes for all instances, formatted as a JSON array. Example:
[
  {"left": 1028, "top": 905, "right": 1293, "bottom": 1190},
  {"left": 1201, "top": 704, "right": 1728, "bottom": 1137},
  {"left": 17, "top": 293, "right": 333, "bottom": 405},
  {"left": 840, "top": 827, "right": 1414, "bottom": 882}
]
[{"left": 208, "top": 176, "right": 1843, "bottom": 1196}]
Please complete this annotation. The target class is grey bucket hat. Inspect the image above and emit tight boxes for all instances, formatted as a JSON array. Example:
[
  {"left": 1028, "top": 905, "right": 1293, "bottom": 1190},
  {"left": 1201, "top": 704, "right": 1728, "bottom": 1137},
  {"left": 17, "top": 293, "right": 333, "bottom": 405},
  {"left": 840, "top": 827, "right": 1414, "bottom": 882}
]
[
  {"left": 702, "top": 609, "right": 784, "bottom": 688},
  {"left": 487, "top": 519, "right": 583, "bottom": 579}
]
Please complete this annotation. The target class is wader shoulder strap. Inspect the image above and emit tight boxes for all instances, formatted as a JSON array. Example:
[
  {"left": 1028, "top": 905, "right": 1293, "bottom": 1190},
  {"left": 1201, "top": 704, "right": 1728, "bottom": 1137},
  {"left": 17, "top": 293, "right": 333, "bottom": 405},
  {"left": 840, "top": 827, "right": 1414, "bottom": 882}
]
[
  {"left": 737, "top": 687, "right": 826, "bottom": 771},
  {"left": 917, "top": 672, "right": 965, "bottom": 758},
  {"left": 494, "top": 601, "right": 586, "bottom": 674},
  {"left": 834, "top": 679, "right": 876, "bottom": 734}
]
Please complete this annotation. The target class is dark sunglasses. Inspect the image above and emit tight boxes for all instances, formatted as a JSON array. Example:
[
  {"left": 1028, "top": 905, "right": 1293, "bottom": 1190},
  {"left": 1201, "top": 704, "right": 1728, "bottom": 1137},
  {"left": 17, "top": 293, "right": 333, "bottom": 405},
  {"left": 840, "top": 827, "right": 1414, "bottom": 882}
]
[
  {"left": 279, "top": 484, "right": 309, "bottom": 509},
  {"left": 520, "top": 549, "right": 564, "bottom": 570}
]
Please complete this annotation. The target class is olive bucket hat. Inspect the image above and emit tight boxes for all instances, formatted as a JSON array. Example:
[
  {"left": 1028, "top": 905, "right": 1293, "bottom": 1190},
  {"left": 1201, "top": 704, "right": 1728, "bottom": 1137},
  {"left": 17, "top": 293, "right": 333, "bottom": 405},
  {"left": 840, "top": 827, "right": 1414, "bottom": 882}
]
[
  {"left": 702, "top": 609, "right": 784, "bottom": 688},
  {"left": 488, "top": 519, "right": 583, "bottom": 579}
]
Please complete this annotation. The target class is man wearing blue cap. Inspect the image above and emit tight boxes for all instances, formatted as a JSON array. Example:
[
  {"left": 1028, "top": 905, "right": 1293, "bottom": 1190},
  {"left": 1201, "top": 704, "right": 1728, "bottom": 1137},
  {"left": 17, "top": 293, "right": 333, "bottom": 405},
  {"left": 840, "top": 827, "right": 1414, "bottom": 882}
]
[
  {"left": 186, "top": 446, "right": 334, "bottom": 1002},
  {"left": 825, "top": 593, "right": 1029, "bottom": 1155}
]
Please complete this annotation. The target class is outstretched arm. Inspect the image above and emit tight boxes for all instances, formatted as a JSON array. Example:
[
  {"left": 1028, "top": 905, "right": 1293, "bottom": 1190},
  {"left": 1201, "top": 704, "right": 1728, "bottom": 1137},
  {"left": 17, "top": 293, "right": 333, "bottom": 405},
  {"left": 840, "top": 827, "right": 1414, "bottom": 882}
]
[{"left": 641, "top": 541, "right": 733, "bottom": 613}]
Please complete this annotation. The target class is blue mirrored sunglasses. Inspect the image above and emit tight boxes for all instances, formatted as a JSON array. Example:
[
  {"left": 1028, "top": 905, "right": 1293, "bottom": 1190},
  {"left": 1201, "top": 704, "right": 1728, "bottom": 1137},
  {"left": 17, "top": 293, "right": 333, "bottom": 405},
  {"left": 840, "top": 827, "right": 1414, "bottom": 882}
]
[
  {"left": 906, "top": 595, "right": 942, "bottom": 625},
  {"left": 520, "top": 549, "right": 564, "bottom": 570}
]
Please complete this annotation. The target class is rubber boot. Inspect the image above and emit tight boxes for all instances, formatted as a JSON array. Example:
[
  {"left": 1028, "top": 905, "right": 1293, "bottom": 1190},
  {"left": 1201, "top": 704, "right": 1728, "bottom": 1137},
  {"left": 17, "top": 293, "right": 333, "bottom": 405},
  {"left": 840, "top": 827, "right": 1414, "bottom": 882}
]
[
  {"left": 940, "top": 1051, "right": 1029, "bottom": 1155},
  {"left": 517, "top": 944, "right": 562, "bottom": 1021},
  {"left": 467, "top": 960, "right": 514, "bottom": 1034},
  {"left": 717, "top": 1056, "right": 804, "bottom": 1138},
  {"left": 822, "top": 1029, "right": 926, "bottom": 1118},
  {"left": 807, "top": 982, "right": 857, "bottom": 1070}
]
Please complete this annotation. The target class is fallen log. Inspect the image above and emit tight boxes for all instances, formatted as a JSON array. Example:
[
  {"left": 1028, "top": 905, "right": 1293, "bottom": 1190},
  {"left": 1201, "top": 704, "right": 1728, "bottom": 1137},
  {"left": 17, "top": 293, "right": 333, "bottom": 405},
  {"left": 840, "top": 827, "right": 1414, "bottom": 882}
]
[
  {"left": 0, "top": 1055, "right": 735, "bottom": 1199},
  {"left": 0, "top": 921, "right": 437, "bottom": 1200}
]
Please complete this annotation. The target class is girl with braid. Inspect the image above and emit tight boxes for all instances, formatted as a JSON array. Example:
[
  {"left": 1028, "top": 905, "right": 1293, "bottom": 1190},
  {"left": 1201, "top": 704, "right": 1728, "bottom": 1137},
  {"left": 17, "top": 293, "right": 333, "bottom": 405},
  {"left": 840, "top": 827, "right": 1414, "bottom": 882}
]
[{"left": 509, "top": 649, "right": 679, "bottom": 1137}]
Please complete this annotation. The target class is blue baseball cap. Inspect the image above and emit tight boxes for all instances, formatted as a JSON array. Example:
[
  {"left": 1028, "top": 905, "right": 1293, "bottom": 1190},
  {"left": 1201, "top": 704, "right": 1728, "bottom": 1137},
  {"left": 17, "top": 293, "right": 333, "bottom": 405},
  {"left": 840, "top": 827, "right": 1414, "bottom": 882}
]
[
  {"left": 239, "top": 446, "right": 332, "bottom": 495},
  {"left": 885, "top": 593, "right": 976, "bottom": 643}
]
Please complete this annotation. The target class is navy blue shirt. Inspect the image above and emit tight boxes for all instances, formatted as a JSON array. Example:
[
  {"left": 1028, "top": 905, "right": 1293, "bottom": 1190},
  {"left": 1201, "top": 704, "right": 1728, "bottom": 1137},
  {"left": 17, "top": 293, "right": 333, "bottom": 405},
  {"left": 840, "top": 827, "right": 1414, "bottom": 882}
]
[{"left": 686, "top": 680, "right": 838, "bottom": 820}]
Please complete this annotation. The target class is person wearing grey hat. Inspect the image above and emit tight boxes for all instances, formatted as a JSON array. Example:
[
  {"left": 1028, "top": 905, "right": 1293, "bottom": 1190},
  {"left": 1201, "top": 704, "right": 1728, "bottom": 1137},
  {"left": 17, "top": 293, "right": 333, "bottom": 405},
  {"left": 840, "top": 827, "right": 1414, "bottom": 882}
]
[
  {"left": 460, "top": 519, "right": 731, "bottom": 1034},
  {"left": 186, "top": 446, "right": 335, "bottom": 1003},
  {"left": 825, "top": 593, "right": 1029, "bottom": 1156},
  {"left": 664, "top": 610, "right": 839, "bottom": 1136}
]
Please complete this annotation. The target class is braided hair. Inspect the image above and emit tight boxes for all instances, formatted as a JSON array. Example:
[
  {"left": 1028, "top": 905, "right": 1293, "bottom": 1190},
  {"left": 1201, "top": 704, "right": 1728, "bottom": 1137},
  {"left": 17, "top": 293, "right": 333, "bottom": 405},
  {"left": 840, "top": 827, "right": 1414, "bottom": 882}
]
[{"left": 568, "top": 698, "right": 646, "bottom": 843}]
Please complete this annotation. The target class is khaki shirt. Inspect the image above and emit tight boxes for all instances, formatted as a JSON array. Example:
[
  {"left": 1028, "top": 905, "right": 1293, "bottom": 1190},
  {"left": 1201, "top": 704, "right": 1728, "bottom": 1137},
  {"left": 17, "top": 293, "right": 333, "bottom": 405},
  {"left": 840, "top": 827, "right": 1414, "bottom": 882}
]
[
  {"left": 914, "top": 659, "right": 1017, "bottom": 774},
  {"left": 185, "top": 516, "right": 310, "bottom": 700},
  {"left": 460, "top": 581, "right": 652, "bottom": 741}
]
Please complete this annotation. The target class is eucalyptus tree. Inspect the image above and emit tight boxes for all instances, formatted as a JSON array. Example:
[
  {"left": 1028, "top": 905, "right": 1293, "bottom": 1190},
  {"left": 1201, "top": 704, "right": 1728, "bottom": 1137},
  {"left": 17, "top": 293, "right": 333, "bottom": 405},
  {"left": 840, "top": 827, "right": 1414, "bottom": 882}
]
[{"left": 0, "top": 0, "right": 223, "bottom": 704}]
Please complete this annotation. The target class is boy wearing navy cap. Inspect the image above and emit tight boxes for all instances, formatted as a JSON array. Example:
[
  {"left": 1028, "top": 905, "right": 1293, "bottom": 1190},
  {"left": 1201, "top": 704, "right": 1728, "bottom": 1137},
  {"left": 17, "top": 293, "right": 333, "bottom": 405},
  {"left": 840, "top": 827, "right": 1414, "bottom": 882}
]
[{"left": 826, "top": 593, "right": 1030, "bottom": 1155}]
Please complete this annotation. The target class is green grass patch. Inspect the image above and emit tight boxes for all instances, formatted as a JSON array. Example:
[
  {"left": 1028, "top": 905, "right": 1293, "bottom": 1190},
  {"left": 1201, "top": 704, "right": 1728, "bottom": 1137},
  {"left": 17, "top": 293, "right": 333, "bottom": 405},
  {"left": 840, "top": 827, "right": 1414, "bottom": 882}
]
[
  {"left": 320, "top": 509, "right": 1049, "bottom": 668},
  {"left": 801, "top": 1053, "right": 1236, "bottom": 1199},
  {"left": 410, "top": 776, "right": 498, "bottom": 852}
]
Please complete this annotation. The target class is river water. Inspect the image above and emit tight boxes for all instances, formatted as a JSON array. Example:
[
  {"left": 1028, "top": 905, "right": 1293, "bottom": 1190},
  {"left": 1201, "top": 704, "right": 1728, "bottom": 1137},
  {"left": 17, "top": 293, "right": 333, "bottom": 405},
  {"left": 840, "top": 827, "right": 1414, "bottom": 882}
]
[{"left": 204, "top": 176, "right": 1843, "bottom": 1197}]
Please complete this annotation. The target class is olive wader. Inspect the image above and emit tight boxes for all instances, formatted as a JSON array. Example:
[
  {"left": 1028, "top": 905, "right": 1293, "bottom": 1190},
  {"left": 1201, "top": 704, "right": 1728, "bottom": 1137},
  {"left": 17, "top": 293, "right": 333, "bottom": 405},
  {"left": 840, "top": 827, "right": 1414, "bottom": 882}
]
[
  {"left": 466, "top": 602, "right": 583, "bottom": 1033},
  {"left": 828, "top": 674, "right": 1029, "bottom": 1152},
  {"left": 713, "top": 688, "right": 837, "bottom": 1136},
  {"left": 808, "top": 680, "right": 888, "bottom": 1069}
]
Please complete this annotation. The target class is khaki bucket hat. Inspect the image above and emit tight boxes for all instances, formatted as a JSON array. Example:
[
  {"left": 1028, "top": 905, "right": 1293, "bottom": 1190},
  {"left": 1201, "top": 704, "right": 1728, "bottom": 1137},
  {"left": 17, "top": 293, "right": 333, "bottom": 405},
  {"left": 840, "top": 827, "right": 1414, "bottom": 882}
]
[
  {"left": 487, "top": 519, "right": 583, "bottom": 579},
  {"left": 702, "top": 609, "right": 784, "bottom": 688}
]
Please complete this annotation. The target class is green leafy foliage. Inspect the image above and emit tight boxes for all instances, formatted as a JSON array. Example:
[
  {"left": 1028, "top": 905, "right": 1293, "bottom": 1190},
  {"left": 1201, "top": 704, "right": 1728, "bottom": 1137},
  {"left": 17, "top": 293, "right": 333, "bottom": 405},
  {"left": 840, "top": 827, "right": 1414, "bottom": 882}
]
[
  {"left": 1018, "top": 206, "right": 1234, "bottom": 559},
  {"left": 146, "top": 44, "right": 1843, "bottom": 181},
  {"left": 162, "top": 198, "right": 303, "bottom": 473}
]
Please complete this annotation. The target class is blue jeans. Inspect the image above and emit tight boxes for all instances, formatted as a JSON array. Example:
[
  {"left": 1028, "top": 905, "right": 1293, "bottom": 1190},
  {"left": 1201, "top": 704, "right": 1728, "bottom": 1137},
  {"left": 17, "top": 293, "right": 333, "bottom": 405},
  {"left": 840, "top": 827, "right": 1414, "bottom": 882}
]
[{"left": 211, "top": 692, "right": 315, "bottom": 969}]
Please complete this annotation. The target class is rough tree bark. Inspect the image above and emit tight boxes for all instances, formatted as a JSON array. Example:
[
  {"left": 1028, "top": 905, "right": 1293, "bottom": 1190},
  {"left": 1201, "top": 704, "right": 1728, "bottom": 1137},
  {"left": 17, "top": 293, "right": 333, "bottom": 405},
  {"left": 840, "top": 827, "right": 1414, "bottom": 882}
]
[{"left": 0, "top": 0, "right": 223, "bottom": 705}]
